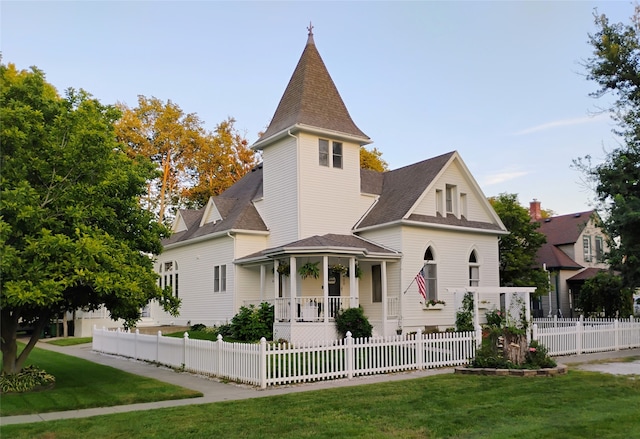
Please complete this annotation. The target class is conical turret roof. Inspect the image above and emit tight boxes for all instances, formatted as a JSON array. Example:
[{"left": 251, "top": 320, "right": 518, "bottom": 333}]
[{"left": 255, "top": 26, "right": 370, "bottom": 146}]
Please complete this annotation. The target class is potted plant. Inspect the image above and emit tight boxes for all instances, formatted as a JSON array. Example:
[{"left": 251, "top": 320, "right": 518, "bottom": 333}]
[
  {"left": 424, "top": 299, "right": 446, "bottom": 310},
  {"left": 298, "top": 261, "right": 320, "bottom": 279},
  {"left": 330, "top": 264, "right": 348, "bottom": 276},
  {"left": 276, "top": 262, "right": 290, "bottom": 277}
]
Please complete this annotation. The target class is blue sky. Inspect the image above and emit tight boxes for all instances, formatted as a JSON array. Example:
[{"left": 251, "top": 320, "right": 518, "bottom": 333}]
[{"left": 2, "top": 1, "right": 633, "bottom": 215}]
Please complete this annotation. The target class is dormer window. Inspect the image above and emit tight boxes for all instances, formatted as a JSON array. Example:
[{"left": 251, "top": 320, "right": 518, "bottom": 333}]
[
  {"left": 445, "top": 184, "right": 456, "bottom": 214},
  {"left": 319, "top": 139, "right": 343, "bottom": 168}
]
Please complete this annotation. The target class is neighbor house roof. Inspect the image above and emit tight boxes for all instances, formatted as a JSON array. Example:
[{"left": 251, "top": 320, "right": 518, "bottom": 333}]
[
  {"left": 534, "top": 210, "right": 595, "bottom": 270},
  {"left": 567, "top": 267, "right": 606, "bottom": 282},
  {"left": 255, "top": 30, "right": 369, "bottom": 146}
]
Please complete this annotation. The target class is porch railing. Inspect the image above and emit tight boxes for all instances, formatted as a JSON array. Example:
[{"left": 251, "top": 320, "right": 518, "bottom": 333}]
[{"left": 275, "top": 296, "right": 358, "bottom": 322}]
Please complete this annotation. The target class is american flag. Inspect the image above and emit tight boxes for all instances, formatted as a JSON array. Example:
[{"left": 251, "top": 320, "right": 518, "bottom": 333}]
[{"left": 415, "top": 269, "right": 426, "bottom": 300}]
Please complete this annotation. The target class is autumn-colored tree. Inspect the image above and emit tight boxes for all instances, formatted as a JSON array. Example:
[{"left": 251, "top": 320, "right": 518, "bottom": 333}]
[
  {"left": 360, "top": 146, "right": 389, "bottom": 172},
  {"left": 115, "top": 96, "right": 208, "bottom": 222},
  {"left": 184, "top": 117, "right": 259, "bottom": 208}
]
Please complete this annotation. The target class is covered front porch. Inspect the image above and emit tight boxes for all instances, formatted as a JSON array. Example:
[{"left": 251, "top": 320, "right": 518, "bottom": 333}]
[{"left": 236, "top": 234, "right": 402, "bottom": 343}]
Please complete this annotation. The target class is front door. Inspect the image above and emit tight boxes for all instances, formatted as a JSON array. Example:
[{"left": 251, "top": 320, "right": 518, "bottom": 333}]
[{"left": 328, "top": 273, "right": 341, "bottom": 317}]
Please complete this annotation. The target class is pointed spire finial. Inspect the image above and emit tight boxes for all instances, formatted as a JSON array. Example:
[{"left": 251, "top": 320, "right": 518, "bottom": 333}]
[{"left": 307, "top": 21, "right": 314, "bottom": 44}]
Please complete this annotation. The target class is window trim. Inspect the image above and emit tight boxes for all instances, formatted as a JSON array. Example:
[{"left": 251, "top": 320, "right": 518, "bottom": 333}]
[
  {"left": 423, "top": 246, "right": 438, "bottom": 302},
  {"left": 469, "top": 250, "right": 479, "bottom": 287},
  {"left": 214, "top": 264, "right": 227, "bottom": 293},
  {"left": 332, "top": 141, "right": 343, "bottom": 169},
  {"left": 583, "top": 236, "right": 592, "bottom": 262}
]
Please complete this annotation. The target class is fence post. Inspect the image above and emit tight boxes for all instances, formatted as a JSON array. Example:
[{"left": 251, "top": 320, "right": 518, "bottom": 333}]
[
  {"left": 346, "top": 331, "right": 353, "bottom": 380},
  {"left": 93, "top": 325, "right": 98, "bottom": 351},
  {"left": 576, "top": 320, "right": 582, "bottom": 355},
  {"left": 183, "top": 332, "right": 189, "bottom": 369},
  {"left": 416, "top": 332, "right": 424, "bottom": 370},
  {"left": 217, "top": 334, "right": 223, "bottom": 377},
  {"left": 532, "top": 323, "right": 538, "bottom": 342},
  {"left": 614, "top": 319, "right": 619, "bottom": 351},
  {"left": 260, "top": 337, "right": 267, "bottom": 389},
  {"left": 475, "top": 326, "right": 482, "bottom": 348}
]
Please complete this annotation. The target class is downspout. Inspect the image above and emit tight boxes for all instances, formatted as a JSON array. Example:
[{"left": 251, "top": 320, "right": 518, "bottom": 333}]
[
  {"left": 227, "top": 232, "right": 236, "bottom": 309},
  {"left": 555, "top": 272, "right": 562, "bottom": 318}
]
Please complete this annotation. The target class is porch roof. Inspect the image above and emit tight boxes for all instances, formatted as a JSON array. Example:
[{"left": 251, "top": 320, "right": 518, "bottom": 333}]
[{"left": 235, "top": 233, "right": 401, "bottom": 264}]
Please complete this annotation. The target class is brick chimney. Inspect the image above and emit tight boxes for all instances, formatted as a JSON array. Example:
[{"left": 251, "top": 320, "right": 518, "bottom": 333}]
[{"left": 529, "top": 199, "right": 542, "bottom": 220}]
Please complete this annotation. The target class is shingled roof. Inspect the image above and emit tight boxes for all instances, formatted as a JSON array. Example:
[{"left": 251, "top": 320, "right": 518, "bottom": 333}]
[
  {"left": 255, "top": 28, "right": 369, "bottom": 146},
  {"left": 533, "top": 210, "right": 595, "bottom": 270},
  {"left": 163, "top": 166, "right": 267, "bottom": 246}
]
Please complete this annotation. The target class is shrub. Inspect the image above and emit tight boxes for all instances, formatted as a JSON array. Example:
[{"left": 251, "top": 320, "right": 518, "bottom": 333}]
[
  {"left": 485, "top": 308, "right": 504, "bottom": 328},
  {"left": 190, "top": 323, "right": 207, "bottom": 332},
  {"left": 1, "top": 365, "right": 55, "bottom": 393},
  {"left": 229, "top": 302, "right": 274, "bottom": 342},
  {"left": 335, "top": 306, "right": 373, "bottom": 339},
  {"left": 525, "top": 340, "right": 556, "bottom": 369}
]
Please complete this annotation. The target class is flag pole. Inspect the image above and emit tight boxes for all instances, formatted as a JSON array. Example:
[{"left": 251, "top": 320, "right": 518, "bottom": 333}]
[{"left": 402, "top": 267, "right": 423, "bottom": 295}]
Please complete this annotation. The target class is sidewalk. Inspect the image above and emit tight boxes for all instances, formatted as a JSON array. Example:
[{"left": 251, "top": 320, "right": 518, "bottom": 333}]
[{"left": 2, "top": 341, "right": 639, "bottom": 426}]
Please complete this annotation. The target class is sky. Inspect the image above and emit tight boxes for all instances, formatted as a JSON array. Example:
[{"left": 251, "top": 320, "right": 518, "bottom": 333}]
[{"left": 1, "top": 1, "right": 634, "bottom": 215}]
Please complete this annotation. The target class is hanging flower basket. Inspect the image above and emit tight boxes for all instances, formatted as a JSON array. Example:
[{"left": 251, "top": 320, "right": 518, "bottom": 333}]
[
  {"left": 298, "top": 261, "right": 320, "bottom": 279},
  {"left": 276, "top": 262, "right": 290, "bottom": 277},
  {"left": 330, "top": 264, "right": 348, "bottom": 276}
]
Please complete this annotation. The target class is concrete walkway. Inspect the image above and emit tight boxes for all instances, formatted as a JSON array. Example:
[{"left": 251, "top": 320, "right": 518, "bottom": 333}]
[{"left": 2, "top": 341, "right": 639, "bottom": 426}]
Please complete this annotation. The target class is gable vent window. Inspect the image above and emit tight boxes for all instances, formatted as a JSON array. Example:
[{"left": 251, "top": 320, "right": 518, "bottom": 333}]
[
  {"left": 319, "top": 139, "right": 329, "bottom": 166},
  {"left": 332, "top": 142, "right": 343, "bottom": 169},
  {"left": 595, "top": 236, "right": 604, "bottom": 262},
  {"left": 445, "top": 184, "right": 456, "bottom": 215}
]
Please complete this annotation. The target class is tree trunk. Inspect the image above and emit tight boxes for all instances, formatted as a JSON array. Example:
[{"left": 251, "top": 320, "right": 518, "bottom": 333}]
[
  {"left": 502, "top": 332, "right": 528, "bottom": 366},
  {"left": 1, "top": 310, "right": 48, "bottom": 375}
]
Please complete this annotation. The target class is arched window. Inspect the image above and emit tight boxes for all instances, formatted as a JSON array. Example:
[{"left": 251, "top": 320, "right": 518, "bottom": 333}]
[
  {"left": 423, "top": 246, "right": 438, "bottom": 301},
  {"left": 160, "top": 261, "right": 179, "bottom": 297},
  {"left": 469, "top": 250, "right": 479, "bottom": 287}
]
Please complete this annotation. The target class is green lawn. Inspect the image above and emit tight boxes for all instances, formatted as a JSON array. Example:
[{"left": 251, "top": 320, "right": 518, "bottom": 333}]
[
  {"left": 2, "top": 370, "right": 639, "bottom": 438},
  {"left": 0, "top": 344, "right": 202, "bottom": 416},
  {"left": 45, "top": 337, "right": 93, "bottom": 346}
]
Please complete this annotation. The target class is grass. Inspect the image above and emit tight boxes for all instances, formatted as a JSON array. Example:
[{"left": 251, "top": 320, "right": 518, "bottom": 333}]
[
  {"left": 2, "top": 370, "right": 640, "bottom": 438},
  {"left": 45, "top": 337, "right": 93, "bottom": 346},
  {"left": 165, "top": 330, "right": 219, "bottom": 341},
  {"left": 0, "top": 344, "right": 202, "bottom": 416}
]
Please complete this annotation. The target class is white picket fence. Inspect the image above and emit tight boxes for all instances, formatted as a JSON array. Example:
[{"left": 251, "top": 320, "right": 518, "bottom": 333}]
[
  {"left": 532, "top": 317, "right": 640, "bottom": 356},
  {"left": 92, "top": 327, "right": 476, "bottom": 388}
]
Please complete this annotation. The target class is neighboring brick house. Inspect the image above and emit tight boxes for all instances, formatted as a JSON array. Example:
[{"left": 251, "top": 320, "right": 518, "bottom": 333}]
[
  {"left": 530, "top": 200, "right": 609, "bottom": 317},
  {"left": 146, "top": 29, "right": 533, "bottom": 343}
]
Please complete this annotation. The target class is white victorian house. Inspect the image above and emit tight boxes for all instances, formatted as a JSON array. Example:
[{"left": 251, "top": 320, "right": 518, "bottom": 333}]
[{"left": 149, "top": 29, "right": 531, "bottom": 343}]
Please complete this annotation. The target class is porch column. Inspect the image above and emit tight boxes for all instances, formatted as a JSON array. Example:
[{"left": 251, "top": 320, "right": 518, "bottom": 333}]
[
  {"left": 524, "top": 290, "right": 532, "bottom": 344},
  {"left": 349, "top": 257, "right": 357, "bottom": 308},
  {"left": 274, "top": 260, "right": 280, "bottom": 298},
  {"left": 259, "top": 265, "right": 265, "bottom": 302},
  {"left": 381, "top": 260, "right": 388, "bottom": 337},
  {"left": 289, "top": 256, "right": 297, "bottom": 298},
  {"left": 323, "top": 255, "right": 329, "bottom": 323}
]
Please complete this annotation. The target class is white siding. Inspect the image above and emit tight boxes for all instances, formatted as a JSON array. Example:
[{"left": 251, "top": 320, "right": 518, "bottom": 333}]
[
  {"left": 413, "top": 159, "right": 495, "bottom": 224},
  {"left": 151, "top": 236, "right": 235, "bottom": 326},
  {"left": 258, "top": 136, "right": 299, "bottom": 247},
  {"left": 298, "top": 133, "right": 373, "bottom": 238}
]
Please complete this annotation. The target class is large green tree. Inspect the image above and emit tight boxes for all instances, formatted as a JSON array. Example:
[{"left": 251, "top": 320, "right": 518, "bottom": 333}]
[
  {"left": 489, "top": 194, "right": 548, "bottom": 293},
  {"left": 578, "top": 5, "right": 640, "bottom": 290},
  {"left": 0, "top": 63, "right": 179, "bottom": 375}
]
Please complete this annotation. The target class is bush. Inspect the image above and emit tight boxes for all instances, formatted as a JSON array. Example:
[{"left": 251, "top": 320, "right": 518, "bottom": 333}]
[
  {"left": 455, "top": 292, "right": 474, "bottom": 332},
  {"left": 335, "top": 306, "right": 373, "bottom": 339},
  {"left": 190, "top": 323, "right": 206, "bottom": 332},
  {"left": 525, "top": 340, "right": 556, "bottom": 369},
  {"left": 485, "top": 308, "right": 504, "bottom": 328},
  {"left": 229, "top": 302, "right": 274, "bottom": 342},
  {"left": 1, "top": 365, "right": 55, "bottom": 393}
]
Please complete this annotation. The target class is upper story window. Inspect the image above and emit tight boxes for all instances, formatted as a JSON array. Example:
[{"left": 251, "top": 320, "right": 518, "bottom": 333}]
[
  {"left": 445, "top": 184, "right": 456, "bottom": 214},
  {"left": 332, "top": 142, "right": 343, "bottom": 168},
  {"left": 583, "top": 236, "right": 592, "bottom": 262},
  {"left": 436, "top": 189, "right": 443, "bottom": 216},
  {"left": 319, "top": 139, "right": 329, "bottom": 166},
  {"left": 159, "top": 261, "right": 179, "bottom": 298},
  {"left": 423, "top": 246, "right": 438, "bottom": 302},
  {"left": 319, "top": 139, "right": 342, "bottom": 168},
  {"left": 214, "top": 264, "right": 227, "bottom": 293},
  {"left": 595, "top": 236, "right": 604, "bottom": 262}
]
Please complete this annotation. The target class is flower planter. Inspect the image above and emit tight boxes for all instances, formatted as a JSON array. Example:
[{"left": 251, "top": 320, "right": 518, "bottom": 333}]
[{"left": 424, "top": 303, "right": 445, "bottom": 310}]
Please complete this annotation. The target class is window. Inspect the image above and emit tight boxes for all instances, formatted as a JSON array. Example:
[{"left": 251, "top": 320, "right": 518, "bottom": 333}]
[
  {"left": 332, "top": 142, "right": 343, "bottom": 168},
  {"left": 372, "top": 265, "right": 382, "bottom": 303},
  {"left": 319, "top": 139, "right": 329, "bottom": 166},
  {"left": 469, "top": 250, "right": 479, "bottom": 287},
  {"left": 445, "top": 184, "right": 455, "bottom": 214},
  {"left": 460, "top": 193, "right": 468, "bottom": 219},
  {"left": 583, "top": 236, "right": 592, "bottom": 262},
  {"left": 214, "top": 264, "right": 227, "bottom": 293},
  {"left": 436, "top": 189, "right": 443, "bottom": 216},
  {"left": 424, "top": 247, "right": 437, "bottom": 302},
  {"left": 160, "top": 261, "right": 179, "bottom": 297},
  {"left": 595, "top": 236, "right": 604, "bottom": 262}
]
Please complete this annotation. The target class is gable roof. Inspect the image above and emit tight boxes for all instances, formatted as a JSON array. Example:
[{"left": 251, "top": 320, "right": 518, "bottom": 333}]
[
  {"left": 163, "top": 166, "right": 267, "bottom": 247},
  {"left": 536, "top": 210, "right": 594, "bottom": 245},
  {"left": 254, "top": 30, "right": 369, "bottom": 147},
  {"left": 534, "top": 210, "right": 595, "bottom": 270}
]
